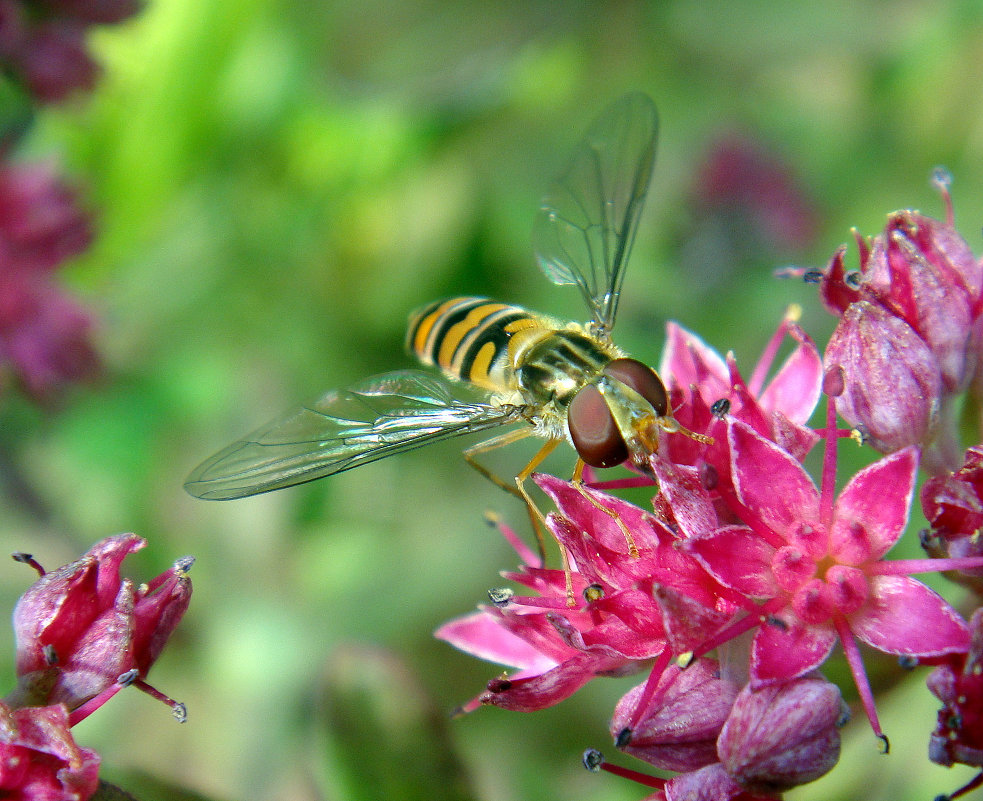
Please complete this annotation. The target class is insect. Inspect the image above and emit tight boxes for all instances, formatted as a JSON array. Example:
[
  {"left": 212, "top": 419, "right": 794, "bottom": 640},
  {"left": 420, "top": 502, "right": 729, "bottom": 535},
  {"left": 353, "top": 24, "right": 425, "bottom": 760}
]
[{"left": 185, "top": 93, "right": 710, "bottom": 555}]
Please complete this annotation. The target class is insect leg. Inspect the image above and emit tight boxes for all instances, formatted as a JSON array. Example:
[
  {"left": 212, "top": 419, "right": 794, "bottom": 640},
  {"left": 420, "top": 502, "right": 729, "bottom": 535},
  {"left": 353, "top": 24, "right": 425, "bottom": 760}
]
[
  {"left": 464, "top": 428, "right": 557, "bottom": 563},
  {"left": 571, "top": 459, "right": 640, "bottom": 558}
]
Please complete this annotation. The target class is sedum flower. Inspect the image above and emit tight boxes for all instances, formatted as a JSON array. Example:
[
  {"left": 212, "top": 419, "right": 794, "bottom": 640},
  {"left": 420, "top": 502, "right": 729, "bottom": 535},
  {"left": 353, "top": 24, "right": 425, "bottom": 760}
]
[
  {"left": 0, "top": 700, "right": 99, "bottom": 800},
  {"left": 921, "top": 445, "right": 983, "bottom": 596},
  {"left": 610, "top": 657, "right": 739, "bottom": 773},
  {"left": 684, "top": 420, "right": 976, "bottom": 738},
  {"left": 658, "top": 313, "right": 822, "bottom": 469},
  {"left": 9, "top": 534, "right": 192, "bottom": 715},
  {"left": 0, "top": 161, "right": 99, "bottom": 400}
]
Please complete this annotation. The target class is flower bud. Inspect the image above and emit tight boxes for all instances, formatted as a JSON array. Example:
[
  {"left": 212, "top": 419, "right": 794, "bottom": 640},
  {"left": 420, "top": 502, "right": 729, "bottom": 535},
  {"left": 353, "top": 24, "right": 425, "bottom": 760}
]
[
  {"left": 824, "top": 300, "right": 941, "bottom": 453},
  {"left": 0, "top": 700, "right": 100, "bottom": 798},
  {"left": 611, "top": 658, "right": 739, "bottom": 772},
  {"left": 10, "top": 535, "right": 192, "bottom": 711},
  {"left": 717, "top": 677, "right": 845, "bottom": 793}
]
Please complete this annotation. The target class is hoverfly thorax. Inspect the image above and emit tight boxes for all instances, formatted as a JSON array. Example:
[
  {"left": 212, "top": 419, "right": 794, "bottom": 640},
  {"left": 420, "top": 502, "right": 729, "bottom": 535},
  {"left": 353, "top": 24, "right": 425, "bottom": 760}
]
[{"left": 512, "top": 329, "right": 618, "bottom": 408}]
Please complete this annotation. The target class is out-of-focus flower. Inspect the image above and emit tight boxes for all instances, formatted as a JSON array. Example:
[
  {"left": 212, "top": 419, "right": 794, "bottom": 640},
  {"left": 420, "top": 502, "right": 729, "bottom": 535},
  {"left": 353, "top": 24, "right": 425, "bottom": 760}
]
[
  {"left": 0, "top": 161, "right": 99, "bottom": 400},
  {"left": 9, "top": 534, "right": 192, "bottom": 714},
  {"left": 679, "top": 132, "right": 819, "bottom": 295},
  {"left": 0, "top": 700, "right": 100, "bottom": 800},
  {"left": 0, "top": 0, "right": 141, "bottom": 104},
  {"left": 690, "top": 132, "right": 819, "bottom": 255},
  {"left": 0, "top": 160, "right": 93, "bottom": 275}
]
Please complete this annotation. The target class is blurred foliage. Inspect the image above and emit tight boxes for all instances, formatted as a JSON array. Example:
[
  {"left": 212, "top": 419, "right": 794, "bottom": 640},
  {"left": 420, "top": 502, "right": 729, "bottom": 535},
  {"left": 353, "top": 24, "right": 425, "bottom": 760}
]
[{"left": 4, "top": 0, "right": 983, "bottom": 799}]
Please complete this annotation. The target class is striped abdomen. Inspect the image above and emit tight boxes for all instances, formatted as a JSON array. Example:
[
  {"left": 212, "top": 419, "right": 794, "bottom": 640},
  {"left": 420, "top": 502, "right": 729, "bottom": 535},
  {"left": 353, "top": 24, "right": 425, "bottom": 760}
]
[{"left": 407, "top": 297, "right": 544, "bottom": 393}]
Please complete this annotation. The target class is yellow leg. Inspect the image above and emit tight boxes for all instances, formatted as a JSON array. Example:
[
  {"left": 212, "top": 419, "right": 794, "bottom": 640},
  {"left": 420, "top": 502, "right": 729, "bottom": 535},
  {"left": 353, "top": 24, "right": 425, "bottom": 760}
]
[
  {"left": 464, "top": 429, "right": 558, "bottom": 564},
  {"left": 572, "top": 459, "right": 639, "bottom": 558},
  {"left": 464, "top": 431, "right": 579, "bottom": 606}
]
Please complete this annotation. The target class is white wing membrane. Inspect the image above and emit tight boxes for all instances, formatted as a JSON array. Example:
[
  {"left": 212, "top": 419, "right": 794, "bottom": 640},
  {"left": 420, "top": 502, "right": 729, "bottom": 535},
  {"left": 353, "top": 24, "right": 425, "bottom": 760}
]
[
  {"left": 533, "top": 92, "right": 658, "bottom": 336},
  {"left": 184, "top": 371, "right": 526, "bottom": 500}
]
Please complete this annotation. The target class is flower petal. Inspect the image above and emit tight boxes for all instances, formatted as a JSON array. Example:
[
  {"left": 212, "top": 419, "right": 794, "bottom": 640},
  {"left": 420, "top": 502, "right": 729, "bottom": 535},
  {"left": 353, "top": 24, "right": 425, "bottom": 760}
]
[
  {"left": 758, "top": 325, "right": 823, "bottom": 425},
  {"left": 831, "top": 447, "right": 918, "bottom": 563},
  {"left": 435, "top": 612, "right": 558, "bottom": 674},
  {"left": 729, "top": 420, "right": 819, "bottom": 537},
  {"left": 659, "top": 322, "right": 729, "bottom": 398},
  {"left": 687, "top": 525, "right": 779, "bottom": 598},
  {"left": 751, "top": 616, "right": 837, "bottom": 685},
  {"left": 849, "top": 575, "right": 969, "bottom": 657}
]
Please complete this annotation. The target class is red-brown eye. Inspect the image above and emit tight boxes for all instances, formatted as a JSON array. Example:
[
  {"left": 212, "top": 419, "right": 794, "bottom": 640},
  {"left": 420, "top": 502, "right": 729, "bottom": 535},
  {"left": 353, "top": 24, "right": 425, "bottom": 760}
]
[
  {"left": 567, "top": 383, "right": 629, "bottom": 468},
  {"left": 603, "top": 358, "right": 668, "bottom": 416}
]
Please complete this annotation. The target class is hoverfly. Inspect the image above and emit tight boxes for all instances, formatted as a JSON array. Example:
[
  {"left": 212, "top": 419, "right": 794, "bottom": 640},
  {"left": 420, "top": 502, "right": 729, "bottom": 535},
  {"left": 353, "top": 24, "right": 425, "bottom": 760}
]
[{"left": 185, "top": 93, "right": 710, "bottom": 555}]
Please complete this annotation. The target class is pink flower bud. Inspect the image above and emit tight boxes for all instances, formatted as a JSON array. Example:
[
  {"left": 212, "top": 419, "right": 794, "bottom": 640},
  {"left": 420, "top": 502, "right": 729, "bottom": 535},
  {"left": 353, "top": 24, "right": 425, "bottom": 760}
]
[
  {"left": 0, "top": 700, "right": 100, "bottom": 799},
  {"left": 611, "top": 659, "right": 739, "bottom": 773},
  {"left": 717, "top": 677, "right": 845, "bottom": 793},
  {"left": 10, "top": 535, "right": 192, "bottom": 711},
  {"left": 824, "top": 300, "right": 941, "bottom": 452}
]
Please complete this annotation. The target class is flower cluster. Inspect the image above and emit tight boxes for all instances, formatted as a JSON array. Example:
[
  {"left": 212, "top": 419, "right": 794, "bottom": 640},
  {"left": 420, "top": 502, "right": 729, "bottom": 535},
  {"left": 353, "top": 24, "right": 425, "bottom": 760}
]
[
  {"left": 2, "top": 535, "right": 191, "bottom": 800},
  {"left": 0, "top": 0, "right": 140, "bottom": 104},
  {"left": 0, "top": 160, "right": 100, "bottom": 400},
  {"left": 438, "top": 182, "right": 983, "bottom": 800}
]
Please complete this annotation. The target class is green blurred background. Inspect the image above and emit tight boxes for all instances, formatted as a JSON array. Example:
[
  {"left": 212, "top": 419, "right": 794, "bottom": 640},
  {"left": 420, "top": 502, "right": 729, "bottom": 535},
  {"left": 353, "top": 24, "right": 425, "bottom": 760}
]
[{"left": 3, "top": 1, "right": 983, "bottom": 799}]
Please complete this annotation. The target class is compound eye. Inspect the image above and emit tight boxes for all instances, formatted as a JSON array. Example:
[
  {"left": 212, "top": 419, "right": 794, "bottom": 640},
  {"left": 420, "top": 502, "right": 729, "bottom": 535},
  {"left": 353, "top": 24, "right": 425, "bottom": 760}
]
[
  {"left": 568, "top": 384, "right": 629, "bottom": 468},
  {"left": 603, "top": 358, "right": 668, "bottom": 416}
]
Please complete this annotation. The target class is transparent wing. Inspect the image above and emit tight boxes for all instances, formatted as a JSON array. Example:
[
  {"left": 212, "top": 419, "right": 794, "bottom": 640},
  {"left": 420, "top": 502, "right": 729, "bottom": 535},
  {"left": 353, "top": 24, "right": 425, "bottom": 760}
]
[
  {"left": 184, "top": 370, "right": 527, "bottom": 500},
  {"left": 533, "top": 92, "right": 658, "bottom": 337}
]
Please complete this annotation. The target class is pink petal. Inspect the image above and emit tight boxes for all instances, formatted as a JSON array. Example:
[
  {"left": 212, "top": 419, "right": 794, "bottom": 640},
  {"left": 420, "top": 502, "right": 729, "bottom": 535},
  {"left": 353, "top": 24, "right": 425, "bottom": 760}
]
[
  {"left": 729, "top": 421, "right": 819, "bottom": 537},
  {"left": 831, "top": 447, "right": 918, "bottom": 563},
  {"left": 435, "top": 612, "right": 558, "bottom": 674},
  {"left": 650, "top": 457, "right": 719, "bottom": 539},
  {"left": 480, "top": 651, "right": 629, "bottom": 711},
  {"left": 659, "top": 322, "right": 729, "bottom": 396},
  {"left": 751, "top": 616, "right": 837, "bottom": 685},
  {"left": 687, "top": 525, "right": 779, "bottom": 598},
  {"left": 758, "top": 328, "right": 823, "bottom": 425},
  {"left": 849, "top": 575, "right": 969, "bottom": 657}
]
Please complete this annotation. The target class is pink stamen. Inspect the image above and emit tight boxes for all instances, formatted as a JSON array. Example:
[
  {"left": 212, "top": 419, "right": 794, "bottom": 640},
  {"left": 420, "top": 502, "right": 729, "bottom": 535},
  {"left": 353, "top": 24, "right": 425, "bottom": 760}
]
[
  {"left": 691, "top": 599, "right": 786, "bottom": 661},
  {"left": 867, "top": 556, "right": 983, "bottom": 576},
  {"left": 627, "top": 648, "right": 673, "bottom": 731},
  {"left": 589, "top": 753, "right": 667, "bottom": 790},
  {"left": 832, "top": 615, "right": 884, "bottom": 742},
  {"left": 11, "top": 552, "right": 45, "bottom": 577},
  {"left": 818, "top": 397, "right": 839, "bottom": 528},
  {"left": 747, "top": 309, "right": 795, "bottom": 397},
  {"left": 485, "top": 512, "right": 540, "bottom": 568}
]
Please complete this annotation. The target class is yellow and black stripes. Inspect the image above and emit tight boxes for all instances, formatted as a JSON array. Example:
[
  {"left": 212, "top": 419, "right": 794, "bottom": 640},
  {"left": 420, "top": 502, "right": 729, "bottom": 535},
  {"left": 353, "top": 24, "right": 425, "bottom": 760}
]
[{"left": 407, "top": 297, "right": 542, "bottom": 392}]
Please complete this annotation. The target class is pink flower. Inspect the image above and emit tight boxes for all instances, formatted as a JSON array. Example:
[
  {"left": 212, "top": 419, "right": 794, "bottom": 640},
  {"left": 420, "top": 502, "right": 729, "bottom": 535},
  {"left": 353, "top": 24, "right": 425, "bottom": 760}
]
[
  {"left": 0, "top": 162, "right": 99, "bottom": 400},
  {"left": 9, "top": 534, "right": 192, "bottom": 715},
  {"left": 685, "top": 420, "right": 975, "bottom": 737},
  {"left": 658, "top": 314, "right": 822, "bottom": 468},
  {"left": 0, "top": 700, "right": 99, "bottom": 800},
  {"left": 921, "top": 445, "right": 983, "bottom": 596}
]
